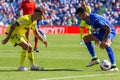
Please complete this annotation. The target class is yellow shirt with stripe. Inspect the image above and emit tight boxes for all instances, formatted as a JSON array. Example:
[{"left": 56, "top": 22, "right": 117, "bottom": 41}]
[
  {"left": 6, "top": 15, "right": 37, "bottom": 45},
  {"left": 6, "top": 15, "right": 37, "bottom": 35},
  {"left": 80, "top": 6, "right": 91, "bottom": 29}
]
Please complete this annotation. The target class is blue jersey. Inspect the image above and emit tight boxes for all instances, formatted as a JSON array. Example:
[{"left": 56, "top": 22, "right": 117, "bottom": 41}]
[
  {"left": 86, "top": 13, "right": 116, "bottom": 41},
  {"left": 86, "top": 13, "right": 116, "bottom": 36}
]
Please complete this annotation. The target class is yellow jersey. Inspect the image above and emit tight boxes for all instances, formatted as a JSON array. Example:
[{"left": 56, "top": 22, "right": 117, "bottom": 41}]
[
  {"left": 80, "top": 6, "right": 91, "bottom": 27},
  {"left": 6, "top": 15, "right": 37, "bottom": 35}
]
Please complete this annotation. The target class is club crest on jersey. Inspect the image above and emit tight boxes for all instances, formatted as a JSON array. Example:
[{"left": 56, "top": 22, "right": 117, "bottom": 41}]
[{"left": 18, "top": 20, "right": 24, "bottom": 25}]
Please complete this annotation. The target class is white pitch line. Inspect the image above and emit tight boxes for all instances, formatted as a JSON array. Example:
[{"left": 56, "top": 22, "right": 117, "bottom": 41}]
[{"left": 38, "top": 73, "right": 120, "bottom": 80}]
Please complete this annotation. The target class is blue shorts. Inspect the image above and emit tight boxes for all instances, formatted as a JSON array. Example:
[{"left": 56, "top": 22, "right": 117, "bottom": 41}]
[{"left": 93, "top": 32, "right": 116, "bottom": 41}]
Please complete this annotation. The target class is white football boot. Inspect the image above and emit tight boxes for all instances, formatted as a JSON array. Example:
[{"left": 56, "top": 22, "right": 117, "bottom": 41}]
[
  {"left": 86, "top": 58, "right": 100, "bottom": 67},
  {"left": 109, "top": 66, "right": 119, "bottom": 71},
  {"left": 18, "top": 66, "right": 28, "bottom": 71},
  {"left": 30, "top": 65, "right": 44, "bottom": 71}
]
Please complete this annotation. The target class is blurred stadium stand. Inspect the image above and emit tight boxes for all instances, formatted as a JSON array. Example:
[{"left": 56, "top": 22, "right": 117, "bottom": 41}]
[{"left": 0, "top": 0, "right": 120, "bottom": 26}]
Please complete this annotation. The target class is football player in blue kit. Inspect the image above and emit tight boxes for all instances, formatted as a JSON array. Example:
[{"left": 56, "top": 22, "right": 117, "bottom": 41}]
[{"left": 76, "top": 7, "right": 118, "bottom": 71}]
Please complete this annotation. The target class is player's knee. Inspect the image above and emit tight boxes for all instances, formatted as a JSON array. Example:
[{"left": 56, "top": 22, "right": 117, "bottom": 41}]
[
  {"left": 105, "top": 43, "right": 111, "bottom": 48},
  {"left": 29, "top": 45, "right": 32, "bottom": 50},
  {"left": 83, "top": 35, "right": 93, "bottom": 43},
  {"left": 28, "top": 45, "right": 32, "bottom": 53},
  {"left": 83, "top": 36, "right": 88, "bottom": 42},
  {"left": 22, "top": 44, "right": 29, "bottom": 50},
  {"left": 105, "top": 40, "right": 112, "bottom": 48}
]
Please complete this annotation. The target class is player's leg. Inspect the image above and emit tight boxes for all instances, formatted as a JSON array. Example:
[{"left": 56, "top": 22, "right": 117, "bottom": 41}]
[
  {"left": 34, "top": 36, "right": 39, "bottom": 52},
  {"left": 80, "top": 27, "right": 84, "bottom": 44},
  {"left": 27, "top": 43, "right": 43, "bottom": 70},
  {"left": 9, "top": 34, "right": 29, "bottom": 71},
  {"left": 34, "top": 20, "right": 41, "bottom": 52},
  {"left": 105, "top": 34, "right": 118, "bottom": 71},
  {"left": 28, "top": 43, "right": 35, "bottom": 65},
  {"left": 38, "top": 29, "right": 46, "bottom": 40},
  {"left": 106, "top": 46, "right": 118, "bottom": 71},
  {"left": 18, "top": 41, "right": 29, "bottom": 71},
  {"left": 34, "top": 29, "right": 46, "bottom": 52},
  {"left": 92, "top": 33, "right": 118, "bottom": 71},
  {"left": 34, "top": 20, "right": 46, "bottom": 52},
  {"left": 80, "top": 20, "right": 85, "bottom": 44},
  {"left": 20, "top": 50, "right": 28, "bottom": 67},
  {"left": 83, "top": 34, "right": 100, "bottom": 67}
]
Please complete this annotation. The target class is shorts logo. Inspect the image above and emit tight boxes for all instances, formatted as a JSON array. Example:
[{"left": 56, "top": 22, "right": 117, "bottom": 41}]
[{"left": 24, "top": 28, "right": 29, "bottom": 30}]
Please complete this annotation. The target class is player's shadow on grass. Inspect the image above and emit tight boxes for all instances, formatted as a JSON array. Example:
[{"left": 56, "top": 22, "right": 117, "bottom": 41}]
[
  {"left": 0, "top": 70, "right": 19, "bottom": 72},
  {"left": 40, "top": 68, "right": 83, "bottom": 72},
  {"left": 0, "top": 68, "right": 83, "bottom": 72}
]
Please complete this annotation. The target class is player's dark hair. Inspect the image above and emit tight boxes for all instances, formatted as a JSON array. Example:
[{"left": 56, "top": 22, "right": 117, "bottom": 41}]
[
  {"left": 34, "top": 7, "right": 44, "bottom": 14},
  {"left": 76, "top": 7, "right": 86, "bottom": 14}
]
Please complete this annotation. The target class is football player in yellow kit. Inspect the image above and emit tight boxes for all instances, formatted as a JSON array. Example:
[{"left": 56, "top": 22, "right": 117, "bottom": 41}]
[
  {"left": 79, "top": 0, "right": 92, "bottom": 44},
  {"left": 2, "top": 7, "right": 48, "bottom": 71}
]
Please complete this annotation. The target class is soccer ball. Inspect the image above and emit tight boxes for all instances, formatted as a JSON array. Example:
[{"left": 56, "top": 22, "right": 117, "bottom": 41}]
[{"left": 100, "top": 59, "right": 111, "bottom": 71}]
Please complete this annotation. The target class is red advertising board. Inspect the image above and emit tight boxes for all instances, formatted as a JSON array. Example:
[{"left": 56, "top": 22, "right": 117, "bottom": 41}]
[
  {"left": 0, "top": 26, "right": 120, "bottom": 34},
  {"left": 40, "top": 26, "right": 66, "bottom": 34},
  {"left": 0, "top": 26, "right": 6, "bottom": 34},
  {"left": 40, "top": 26, "right": 88, "bottom": 34},
  {"left": 115, "top": 26, "right": 120, "bottom": 34}
]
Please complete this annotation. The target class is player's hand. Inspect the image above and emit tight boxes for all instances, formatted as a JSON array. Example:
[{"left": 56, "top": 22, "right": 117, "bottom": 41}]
[
  {"left": 100, "top": 41, "right": 107, "bottom": 49},
  {"left": 95, "top": 40, "right": 100, "bottom": 47},
  {"left": 43, "top": 41, "right": 48, "bottom": 47},
  {"left": 100, "top": 39, "right": 112, "bottom": 49},
  {"left": 2, "top": 38, "right": 9, "bottom": 45}
]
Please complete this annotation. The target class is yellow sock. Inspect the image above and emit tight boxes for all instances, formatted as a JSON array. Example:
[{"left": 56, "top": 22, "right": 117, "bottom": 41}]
[
  {"left": 20, "top": 49, "right": 28, "bottom": 66},
  {"left": 80, "top": 28, "right": 83, "bottom": 41},
  {"left": 28, "top": 52, "right": 35, "bottom": 65}
]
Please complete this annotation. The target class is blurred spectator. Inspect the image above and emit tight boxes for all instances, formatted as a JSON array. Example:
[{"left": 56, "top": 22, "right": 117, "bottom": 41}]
[{"left": 18, "top": 0, "right": 36, "bottom": 16}]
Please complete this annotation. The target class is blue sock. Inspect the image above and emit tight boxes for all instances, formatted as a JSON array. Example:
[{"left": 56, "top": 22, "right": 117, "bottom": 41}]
[
  {"left": 85, "top": 42, "right": 97, "bottom": 58},
  {"left": 106, "top": 47, "right": 116, "bottom": 66}
]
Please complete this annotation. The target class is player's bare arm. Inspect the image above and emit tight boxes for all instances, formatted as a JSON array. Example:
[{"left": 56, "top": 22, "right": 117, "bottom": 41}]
[
  {"left": 103, "top": 25, "right": 110, "bottom": 41},
  {"left": 100, "top": 25, "right": 111, "bottom": 49},
  {"left": 33, "top": 29, "right": 48, "bottom": 47},
  {"left": 82, "top": 0, "right": 87, "bottom": 7},
  {"left": 2, "top": 22, "right": 18, "bottom": 44}
]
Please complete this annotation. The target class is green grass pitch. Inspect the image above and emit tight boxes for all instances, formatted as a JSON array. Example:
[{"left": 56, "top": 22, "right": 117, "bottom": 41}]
[{"left": 0, "top": 34, "right": 120, "bottom": 80}]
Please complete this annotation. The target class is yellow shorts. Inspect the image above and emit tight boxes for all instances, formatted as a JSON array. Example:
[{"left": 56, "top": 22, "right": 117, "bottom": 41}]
[
  {"left": 9, "top": 34, "right": 27, "bottom": 46},
  {"left": 80, "top": 20, "right": 91, "bottom": 29}
]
